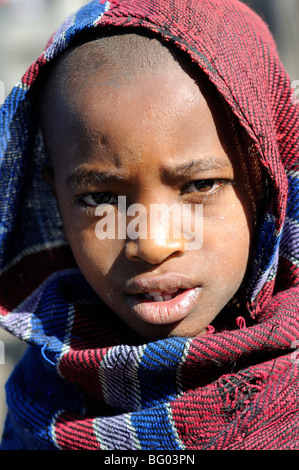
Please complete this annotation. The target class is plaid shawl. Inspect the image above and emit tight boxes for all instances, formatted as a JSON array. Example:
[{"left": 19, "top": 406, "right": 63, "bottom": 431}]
[{"left": 0, "top": 0, "right": 299, "bottom": 450}]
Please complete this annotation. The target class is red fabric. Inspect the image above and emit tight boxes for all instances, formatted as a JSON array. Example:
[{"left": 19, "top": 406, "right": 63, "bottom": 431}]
[{"left": 1, "top": 0, "right": 299, "bottom": 450}]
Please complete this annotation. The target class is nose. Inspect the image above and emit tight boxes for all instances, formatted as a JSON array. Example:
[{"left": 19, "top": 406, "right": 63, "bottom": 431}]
[
  {"left": 124, "top": 204, "right": 186, "bottom": 264},
  {"left": 125, "top": 237, "right": 185, "bottom": 264}
]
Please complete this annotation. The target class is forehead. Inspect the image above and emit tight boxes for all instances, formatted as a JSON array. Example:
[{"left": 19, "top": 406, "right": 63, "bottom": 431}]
[
  {"left": 45, "top": 69, "right": 231, "bottom": 175},
  {"left": 43, "top": 40, "right": 223, "bottom": 129},
  {"left": 41, "top": 32, "right": 218, "bottom": 124},
  {"left": 42, "top": 33, "right": 182, "bottom": 102},
  {"left": 69, "top": 66, "right": 207, "bottom": 136},
  {"left": 40, "top": 33, "right": 247, "bottom": 181}
]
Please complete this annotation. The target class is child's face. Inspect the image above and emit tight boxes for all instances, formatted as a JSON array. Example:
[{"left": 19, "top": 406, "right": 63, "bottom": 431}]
[{"left": 43, "top": 57, "right": 253, "bottom": 340}]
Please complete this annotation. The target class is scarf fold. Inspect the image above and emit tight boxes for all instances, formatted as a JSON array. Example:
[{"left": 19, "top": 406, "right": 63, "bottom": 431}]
[{"left": 0, "top": 0, "right": 299, "bottom": 450}]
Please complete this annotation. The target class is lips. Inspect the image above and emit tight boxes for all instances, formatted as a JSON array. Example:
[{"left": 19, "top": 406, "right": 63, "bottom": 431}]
[
  {"left": 143, "top": 289, "right": 182, "bottom": 302},
  {"left": 126, "top": 273, "right": 196, "bottom": 295},
  {"left": 125, "top": 275, "right": 202, "bottom": 325}
]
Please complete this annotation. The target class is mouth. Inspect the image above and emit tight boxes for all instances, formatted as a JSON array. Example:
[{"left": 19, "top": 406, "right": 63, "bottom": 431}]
[
  {"left": 126, "top": 286, "right": 202, "bottom": 325},
  {"left": 143, "top": 288, "right": 184, "bottom": 302}
]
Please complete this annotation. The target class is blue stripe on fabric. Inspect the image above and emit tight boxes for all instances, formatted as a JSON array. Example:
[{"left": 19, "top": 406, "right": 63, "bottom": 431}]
[
  {"left": 0, "top": 85, "right": 27, "bottom": 130},
  {"left": 2, "top": 346, "right": 84, "bottom": 450},
  {"left": 138, "top": 337, "right": 187, "bottom": 408},
  {"left": 44, "top": 1, "right": 110, "bottom": 61},
  {"left": 287, "top": 175, "right": 299, "bottom": 220},
  {"left": 63, "top": 0, "right": 110, "bottom": 47},
  {"left": 28, "top": 271, "right": 82, "bottom": 361},
  {"left": 130, "top": 404, "right": 184, "bottom": 450},
  {"left": 254, "top": 213, "right": 279, "bottom": 273},
  {"left": 93, "top": 414, "right": 137, "bottom": 450},
  {"left": 1, "top": 88, "right": 39, "bottom": 264},
  {"left": 74, "top": 0, "right": 108, "bottom": 24}
]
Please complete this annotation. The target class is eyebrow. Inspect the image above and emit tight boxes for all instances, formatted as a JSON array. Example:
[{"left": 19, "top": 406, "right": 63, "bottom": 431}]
[
  {"left": 67, "top": 156, "right": 232, "bottom": 189},
  {"left": 166, "top": 157, "right": 231, "bottom": 173},
  {"left": 160, "top": 157, "right": 232, "bottom": 181},
  {"left": 66, "top": 169, "right": 129, "bottom": 189}
]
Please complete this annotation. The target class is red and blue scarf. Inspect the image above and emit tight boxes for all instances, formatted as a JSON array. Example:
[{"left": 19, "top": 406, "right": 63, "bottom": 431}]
[{"left": 0, "top": 0, "right": 299, "bottom": 450}]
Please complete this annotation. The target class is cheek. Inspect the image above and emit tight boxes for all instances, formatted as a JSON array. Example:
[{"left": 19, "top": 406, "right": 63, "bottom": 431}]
[
  {"left": 64, "top": 218, "right": 122, "bottom": 285},
  {"left": 201, "top": 202, "right": 251, "bottom": 287},
  {"left": 56, "top": 193, "right": 119, "bottom": 279}
]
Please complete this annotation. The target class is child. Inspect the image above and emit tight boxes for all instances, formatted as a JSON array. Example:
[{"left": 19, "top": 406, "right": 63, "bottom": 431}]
[{"left": 0, "top": 0, "right": 298, "bottom": 450}]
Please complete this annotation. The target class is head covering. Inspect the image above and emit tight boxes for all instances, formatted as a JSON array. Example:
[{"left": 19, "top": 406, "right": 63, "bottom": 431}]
[{"left": 0, "top": 0, "right": 299, "bottom": 450}]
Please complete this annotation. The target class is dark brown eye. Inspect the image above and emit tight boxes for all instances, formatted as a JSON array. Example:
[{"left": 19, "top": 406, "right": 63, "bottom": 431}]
[
  {"left": 82, "top": 192, "right": 117, "bottom": 206},
  {"left": 183, "top": 179, "right": 219, "bottom": 194}
]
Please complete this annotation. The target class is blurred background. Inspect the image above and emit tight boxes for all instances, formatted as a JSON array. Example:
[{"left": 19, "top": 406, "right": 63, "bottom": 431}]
[{"left": 0, "top": 0, "right": 298, "bottom": 440}]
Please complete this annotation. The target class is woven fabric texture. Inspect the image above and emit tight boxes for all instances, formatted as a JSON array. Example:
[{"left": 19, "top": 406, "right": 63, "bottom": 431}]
[{"left": 0, "top": 0, "right": 299, "bottom": 450}]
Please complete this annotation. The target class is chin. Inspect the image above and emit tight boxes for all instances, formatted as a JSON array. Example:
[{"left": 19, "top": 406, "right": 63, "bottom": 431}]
[{"left": 138, "top": 320, "right": 209, "bottom": 341}]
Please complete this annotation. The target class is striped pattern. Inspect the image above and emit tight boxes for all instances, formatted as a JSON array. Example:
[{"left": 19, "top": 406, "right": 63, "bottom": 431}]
[{"left": 0, "top": 0, "right": 299, "bottom": 450}]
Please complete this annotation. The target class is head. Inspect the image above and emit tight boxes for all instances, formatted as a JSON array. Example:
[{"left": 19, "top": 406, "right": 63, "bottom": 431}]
[{"left": 40, "top": 32, "right": 260, "bottom": 340}]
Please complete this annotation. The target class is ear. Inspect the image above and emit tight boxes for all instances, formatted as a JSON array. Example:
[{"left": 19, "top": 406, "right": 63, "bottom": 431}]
[{"left": 42, "top": 166, "right": 57, "bottom": 198}]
